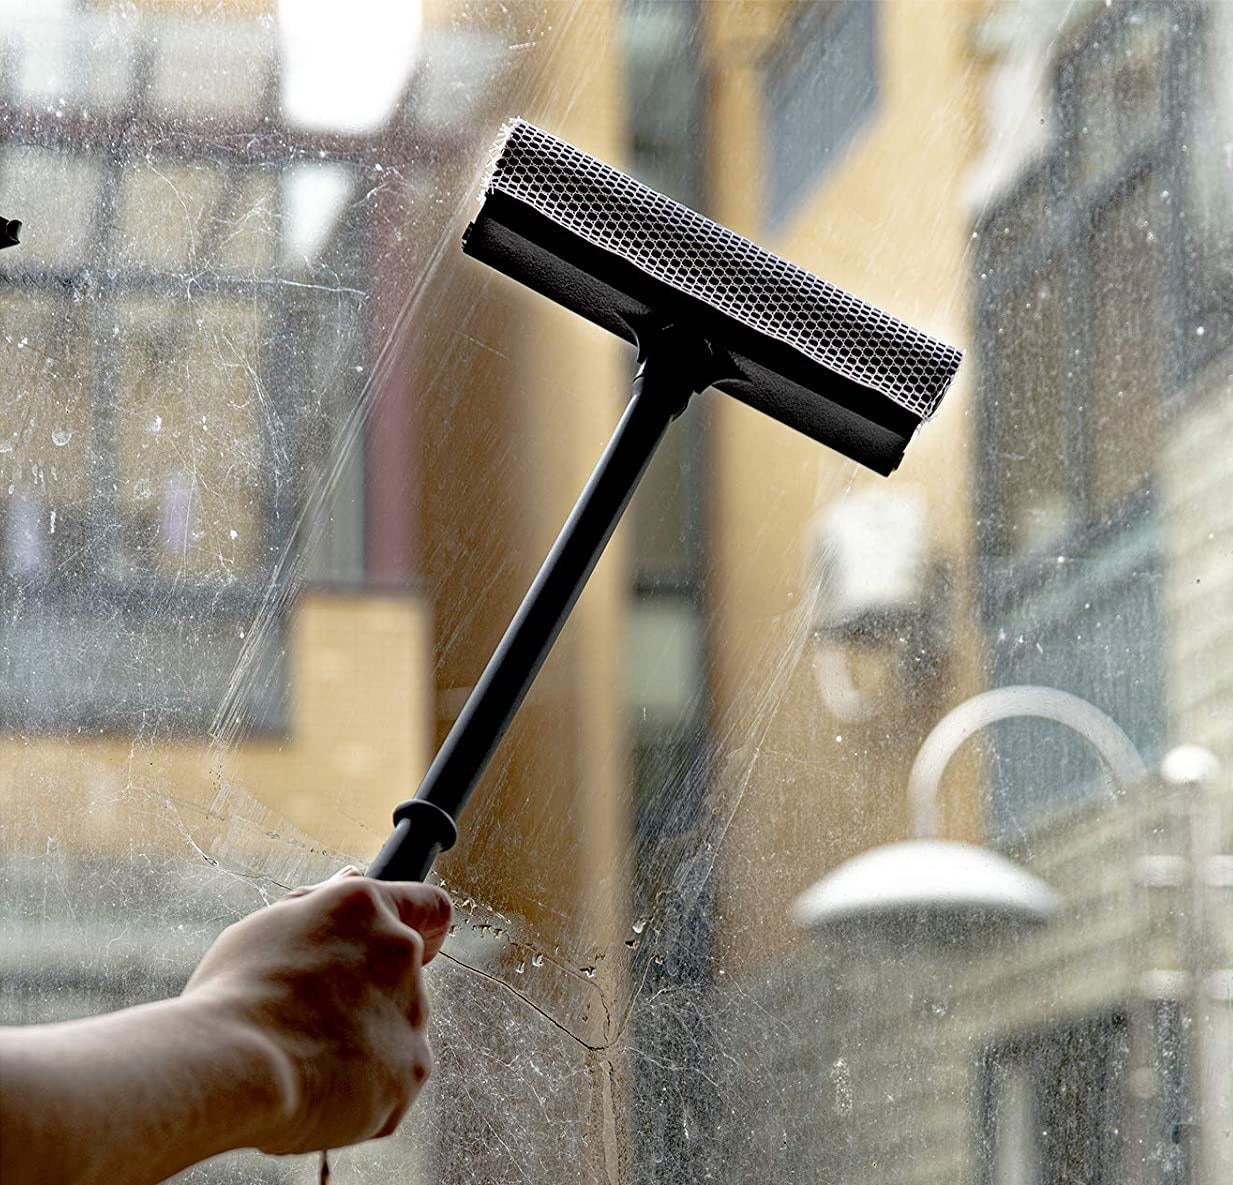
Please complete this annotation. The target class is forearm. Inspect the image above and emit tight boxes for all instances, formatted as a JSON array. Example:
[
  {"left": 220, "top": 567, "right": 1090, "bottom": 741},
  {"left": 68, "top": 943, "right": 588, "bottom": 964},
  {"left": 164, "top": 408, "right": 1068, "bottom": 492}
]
[{"left": 0, "top": 996, "right": 287, "bottom": 1185}]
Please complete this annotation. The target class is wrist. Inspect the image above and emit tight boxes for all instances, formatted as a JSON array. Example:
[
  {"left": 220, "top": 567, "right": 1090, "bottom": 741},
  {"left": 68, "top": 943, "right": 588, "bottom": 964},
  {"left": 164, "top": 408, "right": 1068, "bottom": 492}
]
[{"left": 170, "top": 992, "right": 300, "bottom": 1153}]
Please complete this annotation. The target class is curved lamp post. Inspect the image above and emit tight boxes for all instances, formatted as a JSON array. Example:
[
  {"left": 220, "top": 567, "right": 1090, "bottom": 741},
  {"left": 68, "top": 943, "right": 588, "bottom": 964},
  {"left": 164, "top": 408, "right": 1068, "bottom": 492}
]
[{"left": 793, "top": 685, "right": 1149, "bottom": 937}]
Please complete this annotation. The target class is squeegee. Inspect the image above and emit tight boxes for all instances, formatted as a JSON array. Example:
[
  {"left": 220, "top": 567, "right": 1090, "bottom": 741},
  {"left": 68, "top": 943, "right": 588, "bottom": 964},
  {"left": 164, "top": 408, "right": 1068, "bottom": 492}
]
[{"left": 368, "top": 119, "right": 962, "bottom": 882}]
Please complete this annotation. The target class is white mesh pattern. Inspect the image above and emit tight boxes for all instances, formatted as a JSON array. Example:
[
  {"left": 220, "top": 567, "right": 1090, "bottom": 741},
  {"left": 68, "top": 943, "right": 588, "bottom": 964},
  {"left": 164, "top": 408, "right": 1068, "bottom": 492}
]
[{"left": 487, "top": 120, "right": 961, "bottom": 418}]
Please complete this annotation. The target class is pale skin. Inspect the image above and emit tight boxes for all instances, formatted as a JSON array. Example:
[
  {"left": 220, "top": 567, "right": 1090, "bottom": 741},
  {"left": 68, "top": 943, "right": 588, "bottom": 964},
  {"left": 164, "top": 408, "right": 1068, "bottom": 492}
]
[{"left": 0, "top": 870, "right": 452, "bottom": 1185}]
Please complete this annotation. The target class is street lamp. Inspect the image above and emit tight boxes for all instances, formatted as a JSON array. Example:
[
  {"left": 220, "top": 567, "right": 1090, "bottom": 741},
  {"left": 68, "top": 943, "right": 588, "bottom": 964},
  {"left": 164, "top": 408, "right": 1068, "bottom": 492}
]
[{"left": 792, "top": 685, "right": 1148, "bottom": 938}]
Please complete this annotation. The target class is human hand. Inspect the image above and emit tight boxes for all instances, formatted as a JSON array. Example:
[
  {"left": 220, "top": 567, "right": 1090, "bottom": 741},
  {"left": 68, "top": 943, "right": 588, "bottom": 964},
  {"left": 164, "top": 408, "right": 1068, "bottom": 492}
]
[{"left": 182, "top": 870, "right": 451, "bottom": 1155}]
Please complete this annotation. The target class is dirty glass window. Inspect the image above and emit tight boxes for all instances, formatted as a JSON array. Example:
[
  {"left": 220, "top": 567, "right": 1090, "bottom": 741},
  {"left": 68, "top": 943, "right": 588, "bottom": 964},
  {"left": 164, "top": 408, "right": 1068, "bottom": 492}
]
[{"left": 2, "top": 3, "right": 1230, "bottom": 1185}]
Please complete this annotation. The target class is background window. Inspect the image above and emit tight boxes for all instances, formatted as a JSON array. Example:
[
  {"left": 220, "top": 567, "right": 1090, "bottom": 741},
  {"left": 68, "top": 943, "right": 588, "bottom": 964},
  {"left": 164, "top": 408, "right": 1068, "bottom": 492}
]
[
  {"left": 976, "top": 5, "right": 1176, "bottom": 832},
  {"left": 1087, "top": 177, "right": 1166, "bottom": 513},
  {"left": 988, "top": 263, "right": 1074, "bottom": 557},
  {"left": 764, "top": 0, "right": 878, "bottom": 229}
]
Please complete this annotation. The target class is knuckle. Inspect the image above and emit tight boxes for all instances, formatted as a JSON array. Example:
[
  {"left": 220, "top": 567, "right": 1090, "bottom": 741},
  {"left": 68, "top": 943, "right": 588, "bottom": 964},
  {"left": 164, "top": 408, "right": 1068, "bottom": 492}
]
[
  {"left": 374, "top": 1099, "right": 408, "bottom": 1141},
  {"left": 416, "top": 886, "right": 453, "bottom": 930},
  {"left": 407, "top": 1035, "right": 433, "bottom": 1086},
  {"left": 404, "top": 926, "right": 426, "bottom": 961},
  {"left": 370, "top": 926, "right": 427, "bottom": 996},
  {"left": 376, "top": 924, "right": 424, "bottom": 965},
  {"left": 329, "top": 880, "right": 382, "bottom": 927}
]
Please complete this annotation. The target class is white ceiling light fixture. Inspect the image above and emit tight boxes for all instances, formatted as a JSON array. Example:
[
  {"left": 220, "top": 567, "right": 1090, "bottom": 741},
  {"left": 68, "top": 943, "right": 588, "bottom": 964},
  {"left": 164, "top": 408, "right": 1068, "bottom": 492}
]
[{"left": 793, "top": 685, "right": 1149, "bottom": 940}]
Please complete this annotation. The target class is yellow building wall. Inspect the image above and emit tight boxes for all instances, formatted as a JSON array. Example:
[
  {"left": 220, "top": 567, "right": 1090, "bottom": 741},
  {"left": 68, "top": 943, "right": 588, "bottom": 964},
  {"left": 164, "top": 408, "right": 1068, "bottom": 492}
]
[
  {"left": 0, "top": 591, "right": 433, "bottom": 885},
  {"left": 703, "top": 0, "right": 989, "bottom": 965},
  {"left": 412, "top": 0, "right": 632, "bottom": 957}
]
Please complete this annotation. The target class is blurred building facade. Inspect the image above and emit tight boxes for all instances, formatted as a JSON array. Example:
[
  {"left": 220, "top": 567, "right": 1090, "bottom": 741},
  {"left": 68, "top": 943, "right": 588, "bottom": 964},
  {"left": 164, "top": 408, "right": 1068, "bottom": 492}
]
[{"left": 701, "top": 3, "right": 1233, "bottom": 1185}]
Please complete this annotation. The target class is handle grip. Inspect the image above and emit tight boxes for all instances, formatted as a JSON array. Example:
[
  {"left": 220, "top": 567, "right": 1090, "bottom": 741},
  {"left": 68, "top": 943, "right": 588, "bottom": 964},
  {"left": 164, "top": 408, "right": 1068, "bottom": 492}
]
[{"left": 367, "top": 800, "right": 458, "bottom": 882}]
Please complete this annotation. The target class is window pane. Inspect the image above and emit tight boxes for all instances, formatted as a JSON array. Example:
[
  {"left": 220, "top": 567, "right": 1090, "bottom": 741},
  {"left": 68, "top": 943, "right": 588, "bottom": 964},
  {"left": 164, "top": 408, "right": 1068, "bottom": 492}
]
[
  {"left": 1088, "top": 177, "right": 1165, "bottom": 511},
  {"left": 148, "top": 16, "right": 274, "bottom": 119},
  {"left": 0, "top": 291, "right": 93, "bottom": 577},
  {"left": 2, "top": 5, "right": 1229, "bottom": 1185},
  {"left": 990, "top": 265, "right": 1073, "bottom": 555},
  {"left": 1184, "top": 6, "right": 1233, "bottom": 329},
  {"left": 115, "top": 161, "right": 229, "bottom": 272},
  {"left": 0, "top": 148, "right": 103, "bottom": 273},
  {"left": 213, "top": 167, "right": 280, "bottom": 275},
  {"left": 112, "top": 295, "right": 269, "bottom": 580},
  {"left": 765, "top": 0, "right": 878, "bottom": 228}
]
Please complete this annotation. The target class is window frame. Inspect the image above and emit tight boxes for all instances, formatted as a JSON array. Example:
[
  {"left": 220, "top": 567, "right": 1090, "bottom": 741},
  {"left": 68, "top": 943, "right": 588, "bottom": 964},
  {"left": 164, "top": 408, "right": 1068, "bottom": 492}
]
[
  {"left": 969, "top": 1, "right": 1200, "bottom": 833},
  {"left": 972, "top": 0, "right": 1196, "bottom": 614},
  {"left": 763, "top": 0, "right": 880, "bottom": 231},
  {"left": 0, "top": 22, "right": 421, "bottom": 734}
]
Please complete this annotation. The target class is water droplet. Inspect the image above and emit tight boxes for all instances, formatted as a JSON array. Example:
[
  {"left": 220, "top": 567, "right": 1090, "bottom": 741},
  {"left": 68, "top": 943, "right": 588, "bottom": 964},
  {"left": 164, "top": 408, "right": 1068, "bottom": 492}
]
[{"left": 51, "top": 428, "right": 71, "bottom": 447}]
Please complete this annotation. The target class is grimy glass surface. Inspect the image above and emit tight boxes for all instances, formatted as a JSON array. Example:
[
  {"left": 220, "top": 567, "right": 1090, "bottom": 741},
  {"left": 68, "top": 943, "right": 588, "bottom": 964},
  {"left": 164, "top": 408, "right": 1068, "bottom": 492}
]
[{"left": 1, "top": 2, "right": 1230, "bottom": 1184}]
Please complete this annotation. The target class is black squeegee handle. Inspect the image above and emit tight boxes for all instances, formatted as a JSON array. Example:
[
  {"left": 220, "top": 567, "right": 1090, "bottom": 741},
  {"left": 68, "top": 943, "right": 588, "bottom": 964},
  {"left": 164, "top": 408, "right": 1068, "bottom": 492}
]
[{"left": 368, "top": 332, "right": 704, "bottom": 882}]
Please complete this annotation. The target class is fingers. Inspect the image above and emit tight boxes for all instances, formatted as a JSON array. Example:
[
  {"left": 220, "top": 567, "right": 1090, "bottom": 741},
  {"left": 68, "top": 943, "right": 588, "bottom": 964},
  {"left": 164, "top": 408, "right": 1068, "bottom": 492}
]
[
  {"left": 277, "top": 871, "right": 451, "bottom": 967},
  {"left": 377, "top": 882, "right": 453, "bottom": 965},
  {"left": 404, "top": 934, "right": 431, "bottom": 1028},
  {"left": 372, "top": 1033, "right": 432, "bottom": 1141},
  {"left": 280, "top": 864, "right": 361, "bottom": 901}
]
